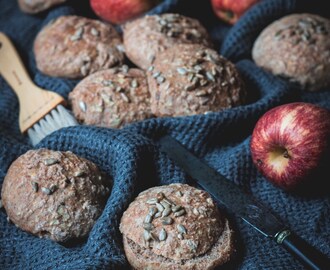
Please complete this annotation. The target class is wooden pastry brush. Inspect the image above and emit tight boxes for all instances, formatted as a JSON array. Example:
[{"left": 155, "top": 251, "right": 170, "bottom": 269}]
[{"left": 0, "top": 32, "right": 78, "bottom": 146}]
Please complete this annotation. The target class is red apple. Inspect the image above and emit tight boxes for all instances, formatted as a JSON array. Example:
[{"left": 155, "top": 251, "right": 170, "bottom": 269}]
[
  {"left": 250, "top": 102, "right": 330, "bottom": 190},
  {"left": 211, "top": 0, "right": 260, "bottom": 25},
  {"left": 90, "top": 0, "right": 160, "bottom": 25}
]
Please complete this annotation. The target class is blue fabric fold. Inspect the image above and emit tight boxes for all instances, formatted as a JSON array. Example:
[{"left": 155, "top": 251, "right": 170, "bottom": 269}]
[{"left": 0, "top": 0, "right": 329, "bottom": 269}]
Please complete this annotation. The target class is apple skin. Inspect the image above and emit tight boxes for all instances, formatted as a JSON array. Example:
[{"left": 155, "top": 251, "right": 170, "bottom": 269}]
[
  {"left": 90, "top": 0, "right": 159, "bottom": 25},
  {"left": 250, "top": 102, "right": 330, "bottom": 190},
  {"left": 211, "top": 0, "right": 260, "bottom": 25}
]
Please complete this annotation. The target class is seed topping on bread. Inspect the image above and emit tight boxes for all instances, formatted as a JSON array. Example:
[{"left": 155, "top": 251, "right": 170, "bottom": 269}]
[
  {"left": 274, "top": 15, "right": 328, "bottom": 45},
  {"left": 142, "top": 191, "right": 189, "bottom": 247}
]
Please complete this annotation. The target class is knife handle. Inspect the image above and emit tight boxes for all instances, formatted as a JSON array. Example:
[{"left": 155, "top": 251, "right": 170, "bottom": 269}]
[{"left": 276, "top": 230, "right": 330, "bottom": 270}]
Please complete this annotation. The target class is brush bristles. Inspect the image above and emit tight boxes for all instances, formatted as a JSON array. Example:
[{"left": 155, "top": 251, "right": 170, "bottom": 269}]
[{"left": 27, "top": 105, "right": 78, "bottom": 146}]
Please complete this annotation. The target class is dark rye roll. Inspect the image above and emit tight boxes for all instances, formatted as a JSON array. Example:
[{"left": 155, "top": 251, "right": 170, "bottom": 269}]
[
  {"left": 1, "top": 149, "right": 111, "bottom": 242},
  {"left": 120, "top": 184, "right": 235, "bottom": 270},
  {"left": 34, "top": 15, "right": 125, "bottom": 79},
  {"left": 68, "top": 66, "right": 154, "bottom": 128},
  {"left": 123, "top": 13, "right": 214, "bottom": 70},
  {"left": 147, "top": 43, "right": 246, "bottom": 117},
  {"left": 252, "top": 13, "right": 330, "bottom": 92}
]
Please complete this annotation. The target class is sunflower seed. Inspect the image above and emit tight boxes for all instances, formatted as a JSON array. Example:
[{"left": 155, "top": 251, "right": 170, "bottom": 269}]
[
  {"left": 146, "top": 198, "right": 159, "bottom": 205},
  {"left": 121, "top": 65, "right": 129, "bottom": 73},
  {"left": 172, "top": 205, "right": 182, "bottom": 212},
  {"left": 74, "top": 170, "right": 85, "bottom": 177},
  {"left": 162, "top": 207, "right": 172, "bottom": 217},
  {"left": 148, "top": 54, "right": 155, "bottom": 63},
  {"left": 157, "top": 76, "right": 166, "bottom": 84},
  {"left": 131, "top": 79, "right": 139, "bottom": 88},
  {"left": 211, "top": 67, "right": 217, "bottom": 76},
  {"left": 163, "top": 198, "right": 174, "bottom": 205},
  {"left": 91, "top": 27, "right": 99, "bottom": 36},
  {"left": 178, "top": 233, "right": 184, "bottom": 240},
  {"left": 148, "top": 66, "right": 154, "bottom": 72},
  {"left": 44, "top": 158, "right": 59, "bottom": 166},
  {"left": 176, "top": 191, "right": 183, "bottom": 197},
  {"left": 120, "top": 93, "right": 130, "bottom": 103},
  {"left": 154, "top": 212, "right": 162, "bottom": 218},
  {"left": 79, "top": 101, "right": 87, "bottom": 112},
  {"left": 195, "top": 90, "right": 208, "bottom": 97},
  {"left": 144, "top": 214, "right": 153, "bottom": 223},
  {"left": 174, "top": 209, "right": 186, "bottom": 217},
  {"left": 161, "top": 217, "right": 173, "bottom": 225},
  {"left": 177, "top": 224, "right": 187, "bottom": 234},
  {"left": 151, "top": 232, "right": 159, "bottom": 242},
  {"left": 187, "top": 73, "right": 195, "bottom": 82},
  {"left": 80, "top": 65, "right": 89, "bottom": 76},
  {"left": 152, "top": 72, "right": 161, "bottom": 78},
  {"left": 31, "top": 182, "right": 39, "bottom": 192},
  {"left": 156, "top": 203, "right": 164, "bottom": 212},
  {"left": 70, "top": 27, "right": 84, "bottom": 41},
  {"left": 143, "top": 230, "right": 152, "bottom": 241},
  {"left": 177, "top": 67, "right": 187, "bottom": 75},
  {"left": 143, "top": 222, "right": 154, "bottom": 231},
  {"left": 41, "top": 187, "right": 52, "bottom": 195},
  {"left": 50, "top": 185, "right": 58, "bottom": 193},
  {"left": 206, "top": 198, "right": 213, "bottom": 205},
  {"left": 193, "top": 208, "right": 199, "bottom": 216},
  {"left": 184, "top": 84, "right": 195, "bottom": 91},
  {"left": 206, "top": 71, "right": 215, "bottom": 82},
  {"left": 148, "top": 207, "right": 158, "bottom": 217},
  {"left": 160, "top": 200, "right": 171, "bottom": 208},
  {"left": 158, "top": 19, "right": 167, "bottom": 26},
  {"left": 187, "top": 240, "right": 198, "bottom": 251},
  {"left": 199, "top": 79, "right": 208, "bottom": 87},
  {"left": 159, "top": 228, "right": 167, "bottom": 241},
  {"left": 102, "top": 80, "right": 113, "bottom": 87}
]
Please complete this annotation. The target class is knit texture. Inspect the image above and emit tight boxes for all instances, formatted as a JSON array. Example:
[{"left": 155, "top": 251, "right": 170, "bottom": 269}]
[{"left": 0, "top": 0, "right": 329, "bottom": 269}]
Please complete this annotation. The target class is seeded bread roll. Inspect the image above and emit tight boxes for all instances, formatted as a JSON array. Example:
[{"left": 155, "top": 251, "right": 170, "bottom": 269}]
[
  {"left": 68, "top": 65, "right": 154, "bottom": 128},
  {"left": 120, "top": 184, "right": 235, "bottom": 270},
  {"left": 147, "top": 43, "right": 246, "bottom": 117},
  {"left": 18, "top": 0, "right": 67, "bottom": 14},
  {"left": 1, "top": 149, "right": 111, "bottom": 242},
  {"left": 252, "top": 13, "right": 330, "bottom": 92},
  {"left": 34, "top": 15, "right": 125, "bottom": 79},
  {"left": 123, "top": 13, "right": 214, "bottom": 70}
]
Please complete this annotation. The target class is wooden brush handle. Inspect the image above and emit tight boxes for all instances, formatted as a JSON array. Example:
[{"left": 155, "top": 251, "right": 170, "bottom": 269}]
[{"left": 0, "top": 32, "right": 65, "bottom": 133}]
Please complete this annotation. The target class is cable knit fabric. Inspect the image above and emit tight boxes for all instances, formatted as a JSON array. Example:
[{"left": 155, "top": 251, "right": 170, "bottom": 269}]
[{"left": 0, "top": 0, "right": 329, "bottom": 269}]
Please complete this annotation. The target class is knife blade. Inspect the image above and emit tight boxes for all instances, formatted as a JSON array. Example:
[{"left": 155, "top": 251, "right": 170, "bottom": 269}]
[{"left": 158, "top": 135, "right": 330, "bottom": 270}]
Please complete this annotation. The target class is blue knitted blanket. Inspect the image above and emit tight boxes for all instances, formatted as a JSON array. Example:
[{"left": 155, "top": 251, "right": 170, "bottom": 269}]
[{"left": 0, "top": 0, "right": 329, "bottom": 269}]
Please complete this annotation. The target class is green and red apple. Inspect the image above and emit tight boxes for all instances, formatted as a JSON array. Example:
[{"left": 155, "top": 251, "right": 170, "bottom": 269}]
[{"left": 250, "top": 102, "right": 330, "bottom": 190}]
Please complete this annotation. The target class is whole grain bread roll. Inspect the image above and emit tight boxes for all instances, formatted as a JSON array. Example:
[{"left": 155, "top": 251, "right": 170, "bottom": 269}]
[
  {"left": 120, "top": 184, "right": 235, "bottom": 270},
  {"left": 68, "top": 66, "right": 154, "bottom": 128},
  {"left": 18, "top": 0, "right": 67, "bottom": 14},
  {"left": 252, "top": 13, "right": 330, "bottom": 92},
  {"left": 123, "top": 13, "right": 214, "bottom": 70},
  {"left": 147, "top": 43, "right": 246, "bottom": 117},
  {"left": 1, "top": 149, "right": 111, "bottom": 242},
  {"left": 34, "top": 15, "right": 125, "bottom": 79}
]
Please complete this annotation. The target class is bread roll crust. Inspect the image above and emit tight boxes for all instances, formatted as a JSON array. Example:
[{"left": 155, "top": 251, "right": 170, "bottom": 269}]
[
  {"left": 1, "top": 149, "right": 111, "bottom": 242},
  {"left": 252, "top": 13, "right": 330, "bottom": 92},
  {"left": 120, "top": 184, "right": 235, "bottom": 270}
]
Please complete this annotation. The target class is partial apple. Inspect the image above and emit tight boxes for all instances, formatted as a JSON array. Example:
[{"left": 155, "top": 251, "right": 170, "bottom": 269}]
[
  {"left": 90, "top": 0, "right": 160, "bottom": 25},
  {"left": 211, "top": 0, "right": 260, "bottom": 25},
  {"left": 250, "top": 102, "right": 330, "bottom": 190}
]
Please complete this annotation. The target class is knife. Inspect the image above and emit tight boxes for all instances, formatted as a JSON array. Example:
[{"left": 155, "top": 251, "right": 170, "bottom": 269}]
[{"left": 158, "top": 135, "right": 330, "bottom": 270}]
